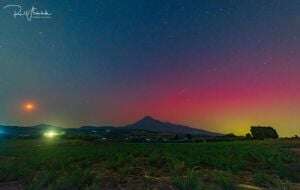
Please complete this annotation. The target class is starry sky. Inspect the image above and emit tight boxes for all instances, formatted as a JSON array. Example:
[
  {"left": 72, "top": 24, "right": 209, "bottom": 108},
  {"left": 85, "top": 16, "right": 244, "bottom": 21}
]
[{"left": 1, "top": 0, "right": 300, "bottom": 136}]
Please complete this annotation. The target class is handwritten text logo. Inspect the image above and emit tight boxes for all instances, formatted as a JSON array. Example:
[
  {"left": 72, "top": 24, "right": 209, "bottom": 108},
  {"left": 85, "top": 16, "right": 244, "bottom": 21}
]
[{"left": 3, "top": 4, "right": 52, "bottom": 22}]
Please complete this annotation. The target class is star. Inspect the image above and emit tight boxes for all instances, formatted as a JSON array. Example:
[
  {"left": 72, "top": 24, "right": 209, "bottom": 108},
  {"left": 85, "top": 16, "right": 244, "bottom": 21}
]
[{"left": 262, "top": 61, "right": 271, "bottom": 66}]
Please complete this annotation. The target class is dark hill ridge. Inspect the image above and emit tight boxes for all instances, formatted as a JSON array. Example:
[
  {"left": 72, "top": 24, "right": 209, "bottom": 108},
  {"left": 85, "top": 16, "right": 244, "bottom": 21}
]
[
  {"left": 122, "top": 116, "right": 221, "bottom": 136},
  {"left": 0, "top": 117, "right": 222, "bottom": 137},
  {"left": 83, "top": 116, "right": 221, "bottom": 136},
  {"left": 0, "top": 124, "right": 62, "bottom": 136}
]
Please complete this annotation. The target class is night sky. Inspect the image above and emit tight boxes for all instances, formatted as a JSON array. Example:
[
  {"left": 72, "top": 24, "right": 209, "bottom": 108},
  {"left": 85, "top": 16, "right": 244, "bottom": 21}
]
[{"left": 1, "top": 0, "right": 300, "bottom": 136}]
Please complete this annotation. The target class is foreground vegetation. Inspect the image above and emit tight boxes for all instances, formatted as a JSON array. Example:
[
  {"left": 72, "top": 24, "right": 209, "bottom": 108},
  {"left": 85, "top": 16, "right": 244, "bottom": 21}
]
[{"left": 0, "top": 139, "right": 299, "bottom": 190}]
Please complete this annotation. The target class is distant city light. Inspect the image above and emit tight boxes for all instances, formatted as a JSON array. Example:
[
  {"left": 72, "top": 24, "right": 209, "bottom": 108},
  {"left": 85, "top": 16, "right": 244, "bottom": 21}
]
[{"left": 43, "top": 130, "right": 59, "bottom": 138}]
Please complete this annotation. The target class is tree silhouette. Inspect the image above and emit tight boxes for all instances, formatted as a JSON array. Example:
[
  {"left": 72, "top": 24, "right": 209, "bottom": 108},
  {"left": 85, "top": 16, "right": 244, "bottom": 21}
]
[{"left": 250, "top": 126, "right": 279, "bottom": 139}]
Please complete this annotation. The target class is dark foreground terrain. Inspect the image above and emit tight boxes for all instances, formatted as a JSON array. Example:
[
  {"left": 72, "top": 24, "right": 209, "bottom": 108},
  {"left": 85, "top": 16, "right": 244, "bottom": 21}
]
[{"left": 0, "top": 139, "right": 299, "bottom": 190}]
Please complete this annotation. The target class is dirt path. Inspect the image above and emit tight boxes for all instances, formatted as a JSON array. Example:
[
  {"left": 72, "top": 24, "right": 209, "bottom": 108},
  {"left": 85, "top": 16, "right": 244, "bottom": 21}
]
[
  {"left": 237, "top": 184, "right": 264, "bottom": 190},
  {"left": 291, "top": 148, "right": 300, "bottom": 156}
]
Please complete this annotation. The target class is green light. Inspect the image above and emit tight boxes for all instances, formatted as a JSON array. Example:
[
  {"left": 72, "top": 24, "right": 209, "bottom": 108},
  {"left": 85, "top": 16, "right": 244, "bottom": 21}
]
[{"left": 44, "top": 130, "right": 59, "bottom": 138}]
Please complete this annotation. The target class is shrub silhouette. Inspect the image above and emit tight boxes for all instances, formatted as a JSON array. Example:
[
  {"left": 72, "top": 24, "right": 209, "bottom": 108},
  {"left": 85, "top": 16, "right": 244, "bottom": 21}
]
[
  {"left": 245, "top": 133, "right": 252, "bottom": 139},
  {"left": 250, "top": 126, "right": 279, "bottom": 139}
]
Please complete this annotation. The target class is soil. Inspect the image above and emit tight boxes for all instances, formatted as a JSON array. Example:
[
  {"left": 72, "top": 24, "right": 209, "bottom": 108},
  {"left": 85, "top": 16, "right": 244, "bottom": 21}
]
[{"left": 0, "top": 182, "right": 22, "bottom": 190}]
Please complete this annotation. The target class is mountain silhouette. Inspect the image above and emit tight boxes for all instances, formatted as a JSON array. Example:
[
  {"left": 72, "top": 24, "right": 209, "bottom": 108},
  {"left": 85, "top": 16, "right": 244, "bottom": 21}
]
[
  {"left": 31, "top": 124, "right": 61, "bottom": 130},
  {"left": 122, "top": 116, "right": 221, "bottom": 136},
  {"left": 0, "top": 124, "right": 62, "bottom": 136},
  {"left": 1, "top": 117, "right": 221, "bottom": 137}
]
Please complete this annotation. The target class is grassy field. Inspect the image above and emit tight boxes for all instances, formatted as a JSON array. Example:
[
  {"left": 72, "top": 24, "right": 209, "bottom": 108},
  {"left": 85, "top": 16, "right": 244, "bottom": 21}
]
[{"left": 0, "top": 139, "right": 299, "bottom": 190}]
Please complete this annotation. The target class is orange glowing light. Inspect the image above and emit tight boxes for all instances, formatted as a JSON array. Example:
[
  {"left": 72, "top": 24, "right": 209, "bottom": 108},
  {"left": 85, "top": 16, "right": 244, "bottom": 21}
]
[{"left": 23, "top": 102, "right": 36, "bottom": 112}]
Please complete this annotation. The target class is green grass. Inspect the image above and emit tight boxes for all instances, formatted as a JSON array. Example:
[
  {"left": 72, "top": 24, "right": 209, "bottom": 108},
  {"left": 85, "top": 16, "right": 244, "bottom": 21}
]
[
  {"left": 213, "top": 171, "right": 237, "bottom": 190},
  {"left": 253, "top": 172, "right": 293, "bottom": 190},
  {"left": 0, "top": 139, "right": 299, "bottom": 189},
  {"left": 172, "top": 170, "right": 203, "bottom": 190}
]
